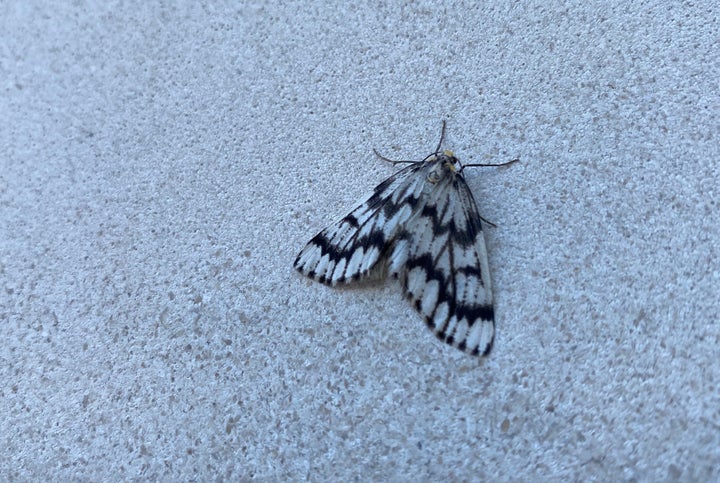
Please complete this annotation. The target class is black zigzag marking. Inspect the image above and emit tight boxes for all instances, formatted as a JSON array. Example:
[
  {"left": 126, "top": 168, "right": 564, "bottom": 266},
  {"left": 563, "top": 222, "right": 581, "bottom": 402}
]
[
  {"left": 296, "top": 225, "right": 388, "bottom": 285},
  {"left": 403, "top": 253, "right": 492, "bottom": 332},
  {"left": 418, "top": 202, "right": 481, "bottom": 246},
  {"left": 295, "top": 161, "right": 430, "bottom": 287}
]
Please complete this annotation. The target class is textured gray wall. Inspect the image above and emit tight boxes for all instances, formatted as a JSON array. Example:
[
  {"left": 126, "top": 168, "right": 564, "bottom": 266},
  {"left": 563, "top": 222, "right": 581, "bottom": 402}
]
[{"left": 2, "top": 1, "right": 718, "bottom": 480}]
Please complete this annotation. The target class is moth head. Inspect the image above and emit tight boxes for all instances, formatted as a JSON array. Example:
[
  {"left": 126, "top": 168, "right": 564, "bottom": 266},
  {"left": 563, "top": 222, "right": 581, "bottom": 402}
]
[
  {"left": 442, "top": 150, "right": 459, "bottom": 171},
  {"left": 426, "top": 149, "right": 461, "bottom": 183}
]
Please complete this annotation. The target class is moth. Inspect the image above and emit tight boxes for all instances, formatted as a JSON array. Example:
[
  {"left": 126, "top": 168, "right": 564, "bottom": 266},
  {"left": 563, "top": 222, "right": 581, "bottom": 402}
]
[{"left": 294, "top": 122, "right": 516, "bottom": 356}]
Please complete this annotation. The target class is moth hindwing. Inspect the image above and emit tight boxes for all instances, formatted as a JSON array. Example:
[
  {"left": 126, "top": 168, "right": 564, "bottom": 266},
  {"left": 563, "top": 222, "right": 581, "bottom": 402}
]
[{"left": 294, "top": 122, "right": 515, "bottom": 357}]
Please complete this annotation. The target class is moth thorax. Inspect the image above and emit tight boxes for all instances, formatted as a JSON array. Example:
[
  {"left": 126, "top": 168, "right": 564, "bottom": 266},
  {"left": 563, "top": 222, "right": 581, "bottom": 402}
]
[{"left": 427, "top": 152, "right": 459, "bottom": 184}]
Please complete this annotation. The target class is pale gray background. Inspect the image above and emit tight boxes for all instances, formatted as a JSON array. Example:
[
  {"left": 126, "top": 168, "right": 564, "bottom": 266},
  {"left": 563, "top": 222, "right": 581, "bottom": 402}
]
[{"left": 2, "top": 1, "right": 719, "bottom": 480}]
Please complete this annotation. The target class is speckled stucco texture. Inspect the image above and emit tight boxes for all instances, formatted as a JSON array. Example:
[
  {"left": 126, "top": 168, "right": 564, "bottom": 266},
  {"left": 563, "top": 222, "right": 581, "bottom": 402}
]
[{"left": 2, "top": 2, "right": 719, "bottom": 480}]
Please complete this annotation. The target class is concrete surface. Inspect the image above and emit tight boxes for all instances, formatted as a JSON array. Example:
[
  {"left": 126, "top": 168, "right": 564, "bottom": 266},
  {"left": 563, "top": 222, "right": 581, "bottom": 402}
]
[{"left": 2, "top": 1, "right": 719, "bottom": 480}]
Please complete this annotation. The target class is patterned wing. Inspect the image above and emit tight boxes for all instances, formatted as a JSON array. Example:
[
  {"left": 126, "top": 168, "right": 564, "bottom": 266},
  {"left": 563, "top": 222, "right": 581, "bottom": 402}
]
[
  {"left": 388, "top": 167, "right": 495, "bottom": 356},
  {"left": 294, "top": 162, "right": 427, "bottom": 286}
]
